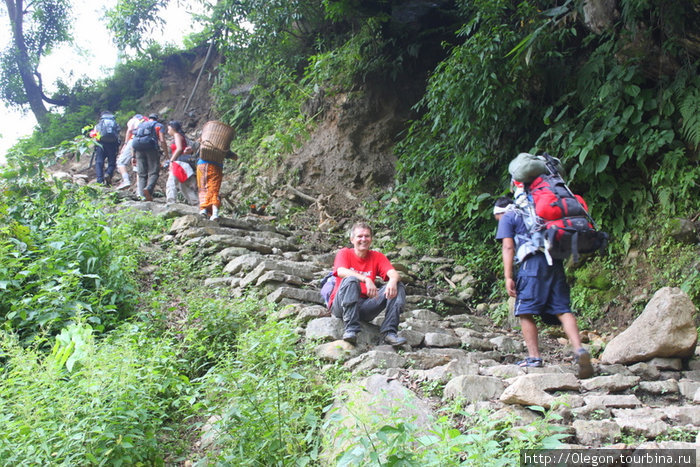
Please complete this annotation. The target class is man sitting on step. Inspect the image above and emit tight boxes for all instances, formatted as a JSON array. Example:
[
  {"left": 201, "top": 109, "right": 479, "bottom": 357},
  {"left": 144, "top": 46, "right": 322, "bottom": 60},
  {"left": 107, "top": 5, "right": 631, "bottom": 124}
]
[{"left": 327, "top": 221, "right": 407, "bottom": 346}]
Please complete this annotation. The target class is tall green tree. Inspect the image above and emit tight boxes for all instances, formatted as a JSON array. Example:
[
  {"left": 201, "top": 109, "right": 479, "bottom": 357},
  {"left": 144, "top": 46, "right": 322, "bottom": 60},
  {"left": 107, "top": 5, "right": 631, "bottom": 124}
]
[
  {"left": 0, "top": 0, "right": 71, "bottom": 126},
  {"left": 104, "top": 0, "right": 171, "bottom": 52}
]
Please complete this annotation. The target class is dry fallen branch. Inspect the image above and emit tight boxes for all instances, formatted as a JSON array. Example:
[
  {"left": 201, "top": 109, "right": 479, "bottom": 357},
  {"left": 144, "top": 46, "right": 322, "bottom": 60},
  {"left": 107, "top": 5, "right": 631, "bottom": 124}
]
[{"left": 284, "top": 184, "right": 334, "bottom": 227}]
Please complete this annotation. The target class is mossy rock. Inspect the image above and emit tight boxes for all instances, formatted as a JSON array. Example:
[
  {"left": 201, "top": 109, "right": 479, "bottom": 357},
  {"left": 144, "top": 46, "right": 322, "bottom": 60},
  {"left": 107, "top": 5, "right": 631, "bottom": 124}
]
[
  {"left": 666, "top": 218, "right": 697, "bottom": 244},
  {"left": 575, "top": 264, "right": 613, "bottom": 291}
]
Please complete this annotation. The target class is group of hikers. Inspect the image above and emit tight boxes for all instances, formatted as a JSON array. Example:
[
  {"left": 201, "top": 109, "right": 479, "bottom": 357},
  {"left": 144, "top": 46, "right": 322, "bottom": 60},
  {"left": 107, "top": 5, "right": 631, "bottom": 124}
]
[
  {"left": 92, "top": 108, "right": 600, "bottom": 378},
  {"left": 90, "top": 110, "right": 224, "bottom": 220}
]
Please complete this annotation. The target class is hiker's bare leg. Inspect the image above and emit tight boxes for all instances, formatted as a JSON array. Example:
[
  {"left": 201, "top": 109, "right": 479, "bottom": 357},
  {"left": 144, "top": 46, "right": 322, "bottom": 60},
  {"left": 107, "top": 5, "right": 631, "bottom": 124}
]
[
  {"left": 118, "top": 165, "right": 130, "bottom": 183},
  {"left": 519, "top": 314, "right": 540, "bottom": 358},
  {"left": 557, "top": 312, "right": 584, "bottom": 350}
]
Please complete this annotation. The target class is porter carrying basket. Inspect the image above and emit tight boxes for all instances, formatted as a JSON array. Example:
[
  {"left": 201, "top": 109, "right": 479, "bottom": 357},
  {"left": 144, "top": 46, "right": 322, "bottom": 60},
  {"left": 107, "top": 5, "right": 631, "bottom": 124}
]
[{"left": 200, "top": 120, "right": 234, "bottom": 164}]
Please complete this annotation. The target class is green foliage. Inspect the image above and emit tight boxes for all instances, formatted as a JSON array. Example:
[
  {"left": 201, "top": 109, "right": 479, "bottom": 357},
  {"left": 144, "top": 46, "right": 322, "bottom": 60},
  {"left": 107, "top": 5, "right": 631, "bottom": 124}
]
[
  {"left": 196, "top": 313, "right": 330, "bottom": 465},
  {"left": 214, "top": 58, "right": 316, "bottom": 181},
  {"left": 656, "top": 427, "right": 699, "bottom": 443},
  {"left": 304, "top": 11, "right": 442, "bottom": 89},
  {"left": 389, "top": 0, "right": 549, "bottom": 247},
  {"left": 209, "top": 0, "right": 328, "bottom": 66},
  {"left": 0, "top": 47, "right": 27, "bottom": 106},
  {"left": 209, "top": 0, "right": 460, "bottom": 193},
  {"left": 94, "top": 46, "right": 169, "bottom": 113},
  {"left": 488, "top": 302, "right": 511, "bottom": 328},
  {"left": 329, "top": 405, "right": 567, "bottom": 466},
  {"left": 50, "top": 322, "right": 95, "bottom": 372},
  {"left": 0, "top": 150, "right": 153, "bottom": 343},
  {"left": 536, "top": 49, "right": 700, "bottom": 237},
  {"left": 678, "top": 83, "right": 700, "bottom": 150},
  {"left": 0, "top": 325, "right": 192, "bottom": 465},
  {"left": 105, "top": 0, "right": 170, "bottom": 52},
  {"left": 644, "top": 237, "right": 700, "bottom": 303},
  {"left": 569, "top": 258, "right": 615, "bottom": 321},
  {"left": 148, "top": 253, "right": 251, "bottom": 377},
  {"left": 373, "top": 0, "right": 700, "bottom": 305},
  {"left": 6, "top": 47, "right": 167, "bottom": 158},
  {"left": 569, "top": 258, "right": 620, "bottom": 326}
]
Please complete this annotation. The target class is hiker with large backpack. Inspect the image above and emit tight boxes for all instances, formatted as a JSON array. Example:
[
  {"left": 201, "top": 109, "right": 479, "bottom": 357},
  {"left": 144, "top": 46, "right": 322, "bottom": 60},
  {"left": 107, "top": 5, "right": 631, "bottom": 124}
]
[
  {"left": 91, "top": 110, "right": 121, "bottom": 185},
  {"left": 508, "top": 152, "right": 608, "bottom": 264},
  {"left": 494, "top": 196, "right": 593, "bottom": 378},
  {"left": 131, "top": 113, "right": 168, "bottom": 201},
  {"left": 492, "top": 151, "right": 608, "bottom": 379}
]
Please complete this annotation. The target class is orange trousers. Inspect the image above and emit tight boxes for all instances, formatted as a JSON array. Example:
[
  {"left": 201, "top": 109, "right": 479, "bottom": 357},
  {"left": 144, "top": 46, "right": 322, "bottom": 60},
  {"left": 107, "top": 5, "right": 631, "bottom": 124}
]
[{"left": 197, "top": 162, "right": 223, "bottom": 211}]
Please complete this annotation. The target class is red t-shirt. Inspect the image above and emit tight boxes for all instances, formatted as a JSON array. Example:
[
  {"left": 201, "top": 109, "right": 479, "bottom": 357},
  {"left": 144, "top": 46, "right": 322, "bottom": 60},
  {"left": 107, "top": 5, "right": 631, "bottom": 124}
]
[{"left": 328, "top": 247, "right": 394, "bottom": 308}]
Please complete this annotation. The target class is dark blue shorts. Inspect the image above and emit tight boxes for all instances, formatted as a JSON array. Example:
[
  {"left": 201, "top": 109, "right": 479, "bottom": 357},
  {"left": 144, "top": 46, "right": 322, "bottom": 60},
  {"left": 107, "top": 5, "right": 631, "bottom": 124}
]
[{"left": 514, "top": 253, "right": 572, "bottom": 317}]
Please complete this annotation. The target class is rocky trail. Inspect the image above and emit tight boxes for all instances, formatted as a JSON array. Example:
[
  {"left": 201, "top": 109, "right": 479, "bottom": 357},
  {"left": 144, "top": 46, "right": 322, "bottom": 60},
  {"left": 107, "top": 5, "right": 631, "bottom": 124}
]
[{"left": 117, "top": 198, "right": 700, "bottom": 462}]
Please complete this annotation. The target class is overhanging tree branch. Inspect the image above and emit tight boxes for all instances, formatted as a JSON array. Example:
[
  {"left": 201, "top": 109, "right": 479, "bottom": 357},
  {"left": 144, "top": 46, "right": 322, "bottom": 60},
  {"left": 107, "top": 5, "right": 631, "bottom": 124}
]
[{"left": 0, "top": 0, "right": 72, "bottom": 125}]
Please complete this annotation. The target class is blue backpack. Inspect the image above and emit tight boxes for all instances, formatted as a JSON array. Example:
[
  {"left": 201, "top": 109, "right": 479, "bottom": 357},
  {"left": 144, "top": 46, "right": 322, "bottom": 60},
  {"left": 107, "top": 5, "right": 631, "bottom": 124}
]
[
  {"left": 96, "top": 115, "right": 120, "bottom": 143},
  {"left": 320, "top": 272, "right": 336, "bottom": 307},
  {"left": 131, "top": 120, "right": 159, "bottom": 151}
]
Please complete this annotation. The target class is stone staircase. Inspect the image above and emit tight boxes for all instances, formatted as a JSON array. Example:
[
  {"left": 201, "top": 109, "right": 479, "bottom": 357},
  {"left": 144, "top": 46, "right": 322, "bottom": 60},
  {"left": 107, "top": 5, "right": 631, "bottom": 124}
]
[{"left": 124, "top": 202, "right": 700, "bottom": 460}]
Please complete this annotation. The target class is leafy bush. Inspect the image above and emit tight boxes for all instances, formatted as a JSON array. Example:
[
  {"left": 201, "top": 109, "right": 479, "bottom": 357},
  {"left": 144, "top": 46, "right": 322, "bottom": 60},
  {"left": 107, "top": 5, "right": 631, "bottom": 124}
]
[
  {"left": 328, "top": 405, "right": 567, "bottom": 466},
  {"left": 0, "top": 152, "right": 150, "bottom": 342},
  {"left": 537, "top": 52, "right": 700, "bottom": 238},
  {"left": 177, "top": 291, "right": 252, "bottom": 378},
  {"left": 305, "top": 17, "right": 422, "bottom": 89},
  {"left": 388, "top": 0, "right": 549, "bottom": 249},
  {"left": 194, "top": 312, "right": 331, "bottom": 465},
  {"left": 0, "top": 324, "right": 192, "bottom": 464},
  {"left": 213, "top": 58, "right": 317, "bottom": 184}
]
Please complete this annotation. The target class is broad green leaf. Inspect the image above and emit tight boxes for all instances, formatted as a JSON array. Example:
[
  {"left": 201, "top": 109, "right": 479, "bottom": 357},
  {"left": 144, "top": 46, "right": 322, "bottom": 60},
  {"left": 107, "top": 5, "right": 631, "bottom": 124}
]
[{"left": 595, "top": 155, "right": 609, "bottom": 174}]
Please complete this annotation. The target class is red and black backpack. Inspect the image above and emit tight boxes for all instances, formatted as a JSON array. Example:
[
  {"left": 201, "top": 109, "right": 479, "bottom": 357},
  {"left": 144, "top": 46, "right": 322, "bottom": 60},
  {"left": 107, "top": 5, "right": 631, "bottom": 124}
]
[{"left": 524, "top": 154, "right": 608, "bottom": 262}]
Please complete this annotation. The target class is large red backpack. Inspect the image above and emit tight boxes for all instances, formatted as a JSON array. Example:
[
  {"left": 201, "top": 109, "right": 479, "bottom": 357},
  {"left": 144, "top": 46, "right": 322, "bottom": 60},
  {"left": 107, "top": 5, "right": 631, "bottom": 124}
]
[{"left": 523, "top": 154, "right": 608, "bottom": 262}]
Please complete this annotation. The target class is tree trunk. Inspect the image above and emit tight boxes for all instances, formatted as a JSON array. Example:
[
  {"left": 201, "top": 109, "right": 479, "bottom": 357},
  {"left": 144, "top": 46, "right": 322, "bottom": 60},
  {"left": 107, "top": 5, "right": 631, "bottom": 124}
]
[{"left": 4, "top": 0, "right": 49, "bottom": 126}]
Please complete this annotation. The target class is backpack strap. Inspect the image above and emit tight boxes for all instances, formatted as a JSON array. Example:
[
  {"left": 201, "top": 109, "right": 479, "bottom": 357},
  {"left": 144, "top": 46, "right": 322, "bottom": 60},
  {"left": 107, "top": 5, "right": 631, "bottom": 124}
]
[{"left": 571, "top": 230, "right": 579, "bottom": 264}]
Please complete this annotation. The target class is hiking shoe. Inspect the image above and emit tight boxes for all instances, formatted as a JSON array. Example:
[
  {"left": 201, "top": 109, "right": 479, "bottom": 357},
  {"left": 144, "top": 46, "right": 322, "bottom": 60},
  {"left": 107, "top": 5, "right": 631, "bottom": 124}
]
[
  {"left": 210, "top": 215, "right": 220, "bottom": 222},
  {"left": 199, "top": 209, "right": 209, "bottom": 218},
  {"left": 575, "top": 348, "right": 594, "bottom": 379},
  {"left": 105, "top": 174, "right": 112, "bottom": 186},
  {"left": 116, "top": 181, "right": 130, "bottom": 190},
  {"left": 383, "top": 332, "right": 407, "bottom": 346},
  {"left": 342, "top": 331, "right": 357, "bottom": 344},
  {"left": 516, "top": 357, "right": 543, "bottom": 368},
  {"left": 143, "top": 188, "right": 153, "bottom": 201}
]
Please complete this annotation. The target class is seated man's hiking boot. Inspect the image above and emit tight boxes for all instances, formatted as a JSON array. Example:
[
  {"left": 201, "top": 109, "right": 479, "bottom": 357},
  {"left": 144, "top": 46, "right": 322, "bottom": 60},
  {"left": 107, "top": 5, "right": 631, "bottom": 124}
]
[
  {"left": 383, "top": 332, "right": 406, "bottom": 346},
  {"left": 342, "top": 330, "right": 357, "bottom": 344},
  {"left": 575, "top": 348, "right": 593, "bottom": 379}
]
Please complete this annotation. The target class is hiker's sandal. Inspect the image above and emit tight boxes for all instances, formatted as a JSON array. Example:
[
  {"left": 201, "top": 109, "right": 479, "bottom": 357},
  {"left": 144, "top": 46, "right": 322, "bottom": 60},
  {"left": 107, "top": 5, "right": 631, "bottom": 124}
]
[{"left": 516, "top": 357, "right": 543, "bottom": 368}]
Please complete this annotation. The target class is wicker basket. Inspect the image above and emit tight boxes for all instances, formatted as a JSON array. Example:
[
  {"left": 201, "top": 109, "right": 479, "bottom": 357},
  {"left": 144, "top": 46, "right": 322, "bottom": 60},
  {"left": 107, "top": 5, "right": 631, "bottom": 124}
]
[{"left": 201, "top": 120, "right": 234, "bottom": 152}]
